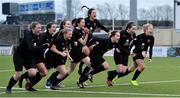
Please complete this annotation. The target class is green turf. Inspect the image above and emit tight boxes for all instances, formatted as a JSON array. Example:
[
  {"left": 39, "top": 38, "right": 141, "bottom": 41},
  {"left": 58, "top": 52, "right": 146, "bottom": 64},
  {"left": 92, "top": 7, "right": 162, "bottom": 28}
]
[{"left": 0, "top": 55, "right": 180, "bottom": 97}]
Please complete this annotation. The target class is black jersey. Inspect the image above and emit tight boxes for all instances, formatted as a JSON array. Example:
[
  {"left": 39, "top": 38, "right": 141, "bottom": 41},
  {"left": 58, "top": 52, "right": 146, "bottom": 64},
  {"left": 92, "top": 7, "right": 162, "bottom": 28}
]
[
  {"left": 15, "top": 30, "right": 44, "bottom": 57},
  {"left": 132, "top": 33, "right": 154, "bottom": 59},
  {"left": 72, "top": 28, "right": 84, "bottom": 48},
  {"left": 91, "top": 38, "right": 116, "bottom": 56},
  {"left": 115, "top": 30, "right": 136, "bottom": 55},
  {"left": 85, "top": 17, "right": 109, "bottom": 33},
  {"left": 51, "top": 35, "right": 71, "bottom": 53},
  {"left": 40, "top": 32, "right": 53, "bottom": 47},
  {"left": 85, "top": 17, "right": 109, "bottom": 42}
]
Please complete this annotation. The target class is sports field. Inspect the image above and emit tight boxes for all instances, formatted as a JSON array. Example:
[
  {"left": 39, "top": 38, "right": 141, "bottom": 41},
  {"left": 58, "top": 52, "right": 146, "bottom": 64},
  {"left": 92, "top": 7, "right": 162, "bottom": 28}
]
[{"left": 0, "top": 56, "right": 180, "bottom": 97}]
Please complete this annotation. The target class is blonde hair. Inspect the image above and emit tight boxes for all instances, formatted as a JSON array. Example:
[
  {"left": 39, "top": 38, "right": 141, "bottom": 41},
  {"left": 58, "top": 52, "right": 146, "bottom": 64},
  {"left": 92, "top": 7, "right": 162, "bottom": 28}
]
[
  {"left": 61, "top": 28, "right": 72, "bottom": 34},
  {"left": 29, "top": 22, "right": 40, "bottom": 30},
  {"left": 143, "top": 23, "right": 153, "bottom": 33}
]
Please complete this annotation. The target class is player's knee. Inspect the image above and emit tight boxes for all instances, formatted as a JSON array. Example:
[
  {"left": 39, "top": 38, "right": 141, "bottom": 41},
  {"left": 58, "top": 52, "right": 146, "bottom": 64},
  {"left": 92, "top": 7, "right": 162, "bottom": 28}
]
[
  {"left": 103, "top": 65, "right": 109, "bottom": 70},
  {"left": 82, "top": 46, "right": 90, "bottom": 56},
  {"left": 40, "top": 70, "right": 48, "bottom": 77},
  {"left": 14, "top": 72, "right": 22, "bottom": 80},
  {"left": 28, "top": 69, "right": 37, "bottom": 77},
  {"left": 61, "top": 70, "right": 67, "bottom": 77},
  {"left": 139, "top": 65, "right": 145, "bottom": 71},
  {"left": 141, "top": 65, "right": 145, "bottom": 71},
  {"left": 116, "top": 64, "right": 125, "bottom": 73}
]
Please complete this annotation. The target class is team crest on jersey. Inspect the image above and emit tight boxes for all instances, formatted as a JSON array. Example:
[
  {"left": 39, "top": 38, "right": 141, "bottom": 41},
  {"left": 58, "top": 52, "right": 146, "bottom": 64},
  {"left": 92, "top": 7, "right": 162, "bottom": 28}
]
[
  {"left": 141, "top": 43, "right": 145, "bottom": 49},
  {"left": 94, "top": 23, "right": 96, "bottom": 26},
  {"left": 63, "top": 47, "right": 65, "bottom": 50},
  {"left": 147, "top": 39, "right": 151, "bottom": 43},
  {"left": 124, "top": 39, "right": 129, "bottom": 46}
]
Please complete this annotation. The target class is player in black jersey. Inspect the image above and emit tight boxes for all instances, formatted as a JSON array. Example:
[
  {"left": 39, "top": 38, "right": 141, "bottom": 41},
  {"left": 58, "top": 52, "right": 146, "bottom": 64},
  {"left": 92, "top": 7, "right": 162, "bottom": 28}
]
[
  {"left": 44, "top": 20, "right": 72, "bottom": 89},
  {"left": 45, "top": 28, "right": 73, "bottom": 90},
  {"left": 129, "top": 23, "right": 154, "bottom": 86},
  {"left": 77, "top": 31, "right": 120, "bottom": 88},
  {"left": 68, "top": 18, "right": 90, "bottom": 74},
  {"left": 6, "top": 22, "right": 48, "bottom": 93},
  {"left": 107, "top": 22, "right": 137, "bottom": 86},
  {"left": 39, "top": 22, "right": 61, "bottom": 89},
  {"left": 78, "top": 6, "right": 110, "bottom": 77}
]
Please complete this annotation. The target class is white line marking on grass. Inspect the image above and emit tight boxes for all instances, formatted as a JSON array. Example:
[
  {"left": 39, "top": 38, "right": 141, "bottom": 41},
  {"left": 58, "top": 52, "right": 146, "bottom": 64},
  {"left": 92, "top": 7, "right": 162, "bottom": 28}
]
[
  {"left": 0, "top": 89, "right": 180, "bottom": 97},
  {"left": 0, "top": 69, "right": 14, "bottom": 72},
  {"left": 0, "top": 80, "right": 180, "bottom": 96},
  {"left": 0, "top": 80, "right": 180, "bottom": 90}
]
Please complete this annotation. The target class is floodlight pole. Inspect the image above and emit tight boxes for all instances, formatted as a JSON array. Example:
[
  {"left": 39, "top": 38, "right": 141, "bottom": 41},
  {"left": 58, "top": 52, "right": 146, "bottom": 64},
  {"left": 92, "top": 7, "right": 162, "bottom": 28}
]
[{"left": 130, "top": 0, "right": 137, "bottom": 26}]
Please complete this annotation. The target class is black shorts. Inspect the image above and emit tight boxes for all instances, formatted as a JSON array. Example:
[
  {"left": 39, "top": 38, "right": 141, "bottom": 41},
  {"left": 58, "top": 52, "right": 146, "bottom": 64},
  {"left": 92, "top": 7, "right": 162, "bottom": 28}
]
[
  {"left": 13, "top": 53, "right": 36, "bottom": 71},
  {"left": 114, "top": 50, "right": 129, "bottom": 66},
  {"left": 45, "top": 51, "right": 67, "bottom": 69},
  {"left": 34, "top": 55, "right": 44, "bottom": 65},
  {"left": 90, "top": 53, "right": 105, "bottom": 68},
  {"left": 70, "top": 47, "right": 86, "bottom": 63},
  {"left": 133, "top": 53, "right": 144, "bottom": 62}
]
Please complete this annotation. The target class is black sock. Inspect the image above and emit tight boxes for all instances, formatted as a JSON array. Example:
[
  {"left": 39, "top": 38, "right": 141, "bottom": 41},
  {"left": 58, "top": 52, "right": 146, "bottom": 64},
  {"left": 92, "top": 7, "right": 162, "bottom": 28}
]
[
  {"left": 79, "top": 74, "right": 88, "bottom": 83},
  {"left": 132, "top": 69, "right": 141, "bottom": 80},
  {"left": 31, "top": 72, "right": 42, "bottom": 86},
  {"left": 90, "top": 66, "right": 105, "bottom": 75},
  {"left": 47, "top": 71, "right": 59, "bottom": 83},
  {"left": 118, "top": 68, "right": 130, "bottom": 78},
  {"left": 21, "top": 72, "right": 28, "bottom": 79},
  {"left": 79, "top": 62, "right": 84, "bottom": 69},
  {"left": 52, "top": 77, "right": 61, "bottom": 86},
  {"left": 82, "top": 67, "right": 90, "bottom": 75},
  {"left": 107, "top": 70, "right": 118, "bottom": 81},
  {"left": 60, "top": 74, "right": 69, "bottom": 82},
  {"left": 7, "top": 76, "right": 18, "bottom": 89}
]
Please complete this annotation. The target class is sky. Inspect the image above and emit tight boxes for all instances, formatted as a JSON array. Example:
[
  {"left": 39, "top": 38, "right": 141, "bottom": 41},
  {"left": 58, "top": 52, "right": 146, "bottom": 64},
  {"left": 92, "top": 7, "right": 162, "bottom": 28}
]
[{"left": 0, "top": 0, "right": 174, "bottom": 21}]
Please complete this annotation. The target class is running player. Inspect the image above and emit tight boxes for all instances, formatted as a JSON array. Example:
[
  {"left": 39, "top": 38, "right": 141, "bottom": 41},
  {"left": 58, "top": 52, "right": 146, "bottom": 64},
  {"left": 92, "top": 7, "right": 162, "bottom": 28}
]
[
  {"left": 77, "top": 31, "right": 120, "bottom": 88},
  {"left": 45, "top": 28, "right": 73, "bottom": 90},
  {"left": 107, "top": 22, "right": 137, "bottom": 86},
  {"left": 78, "top": 6, "right": 109, "bottom": 77},
  {"left": 129, "top": 23, "right": 154, "bottom": 86},
  {"left": 6, "top": 22, "right": 48, "bottom": 93},
  {"left": 45, "top": 20, "right": 72, "bottom": 88}
]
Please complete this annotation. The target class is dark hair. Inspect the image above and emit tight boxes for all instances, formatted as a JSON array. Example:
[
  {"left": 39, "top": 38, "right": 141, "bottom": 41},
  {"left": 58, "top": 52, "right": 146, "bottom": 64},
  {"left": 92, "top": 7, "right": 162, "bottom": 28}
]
[
  {"left": 125, "top": 22, "right": 135, "bottom": 30},
  {"left": 75, "top": 18, "right": 83, "bottom": 27},
  {"left": 110, "top": 31, "right": 119, "bottom": 38},
  {"left": 87, "top": 8, "right": 95, "bottom": 17},
  {"left": 46, "top": 22, "right": 55, "bottom": 32},
  {"left": 60, "top": 20, "right": 66, "bottom": 30},
  {"left": 81, "top": 6, "right": 95, "bottom": 17},
  {"left": 59, "top": 20, "right": 71, "bottom": 30},
  {"left": 72, "top": 18, "right": 77, "bottom": 26},
  {"left": 29, "top": 21, "right": 40, "bottom": 30}
]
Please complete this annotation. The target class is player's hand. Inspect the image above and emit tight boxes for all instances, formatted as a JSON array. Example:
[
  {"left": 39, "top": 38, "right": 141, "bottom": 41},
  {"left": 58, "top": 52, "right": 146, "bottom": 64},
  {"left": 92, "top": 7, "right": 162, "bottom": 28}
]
[
  {"left": 61, "top": 51, "right": 67, "bottom": 57},
  {"left": 108, "top": 30, "right": 112, "bottom": 37},
  {"left": 68, "top": 56, "right": 73, "bottom": 62},
  {"left": 74, "top": 42, "right": 78, "bottom": 46},
  {"left": 83, "top": 27, "right": 89, "bottom": 34},
  {"left": 142, "top": 51, "right": 148, "bottom": 58},
  {"left": 130, "top": 52, "right": 136, "bottom": 57}
]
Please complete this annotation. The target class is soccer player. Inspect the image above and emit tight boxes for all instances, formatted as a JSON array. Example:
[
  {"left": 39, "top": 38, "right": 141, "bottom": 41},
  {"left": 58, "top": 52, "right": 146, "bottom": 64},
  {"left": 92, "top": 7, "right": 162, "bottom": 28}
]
[
  {"left": 77, "top": 31, "right": 120, "bottom": 88},
  {"left": 68, "top": 18, "right": 91, "bottom": 75},
  {"left": 45, "top": 28, "right": 73, "bottom": 90},
  {"left": 107, "top": 22, "right": 136, "bottom": 86},
  {"left": 128, "top": 23, "right": 154, "bottom": 86},
  {"left": 78, "top": 6, "right": 109, "bottom": 77},
  {"left": 45, "top": 20, "right": 72, "bottom": 88},
  {"left": 6, "top": 22, "right": 48, "bottom": 93}
]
